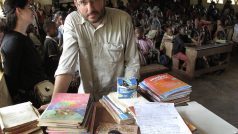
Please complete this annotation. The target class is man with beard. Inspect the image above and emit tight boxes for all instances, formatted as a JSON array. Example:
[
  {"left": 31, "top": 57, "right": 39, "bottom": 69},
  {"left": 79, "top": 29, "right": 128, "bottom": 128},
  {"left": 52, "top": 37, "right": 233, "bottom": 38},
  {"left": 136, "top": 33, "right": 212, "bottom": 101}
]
[{"left": 51, "top": 0, "right": 140, "bottom": 102}]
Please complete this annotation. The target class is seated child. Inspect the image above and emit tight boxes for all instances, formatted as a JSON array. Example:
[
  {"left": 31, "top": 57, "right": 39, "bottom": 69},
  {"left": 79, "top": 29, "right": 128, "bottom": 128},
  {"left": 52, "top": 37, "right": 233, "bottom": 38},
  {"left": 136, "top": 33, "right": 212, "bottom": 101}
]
[
  {"left": 173, "top": 25, "right": 192, "bottom": 70},
  {"left": 135, "top": 26, "right": 154, "bottom": 66}
]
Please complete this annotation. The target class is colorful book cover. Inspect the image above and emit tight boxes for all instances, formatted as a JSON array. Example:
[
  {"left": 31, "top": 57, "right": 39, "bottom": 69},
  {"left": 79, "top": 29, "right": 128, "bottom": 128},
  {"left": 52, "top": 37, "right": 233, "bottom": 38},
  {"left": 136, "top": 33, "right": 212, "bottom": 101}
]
[
  {"left": 40, "top": 93, "right": 90, "bottom": 124},
  {"left": 143, "top": 73, "right": 191, "bottom": 98},
  {"left": 117, "top": 77, "right": 138, "bottom": 99}
]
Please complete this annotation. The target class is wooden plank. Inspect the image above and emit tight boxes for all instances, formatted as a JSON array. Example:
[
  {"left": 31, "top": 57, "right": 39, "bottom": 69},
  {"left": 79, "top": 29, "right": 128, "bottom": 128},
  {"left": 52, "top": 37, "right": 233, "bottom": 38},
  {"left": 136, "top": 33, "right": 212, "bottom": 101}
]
[
  {"left": 140, "top": 64, "right": 169, "bottom": 80},
  {"left": 196, "top": 45, "right": 233, "bottom": 57},
  {"left": 186, "top": 44, "right": 233, "bottom": 57}
]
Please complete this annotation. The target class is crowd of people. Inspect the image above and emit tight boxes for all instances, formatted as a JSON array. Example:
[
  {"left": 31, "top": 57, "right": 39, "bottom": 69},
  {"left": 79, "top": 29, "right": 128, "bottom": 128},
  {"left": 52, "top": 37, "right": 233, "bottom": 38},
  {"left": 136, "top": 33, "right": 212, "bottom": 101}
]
[{"left": 115, "top": 0, "right": 237, "bottom": 69}]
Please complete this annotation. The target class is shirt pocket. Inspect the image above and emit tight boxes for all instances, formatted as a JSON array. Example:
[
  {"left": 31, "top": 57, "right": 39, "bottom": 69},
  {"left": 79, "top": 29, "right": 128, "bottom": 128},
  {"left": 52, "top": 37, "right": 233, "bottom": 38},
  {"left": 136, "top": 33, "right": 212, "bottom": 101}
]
[
  {"left": 77, "top": 39, "right": 90, "bottom": 59},
  {"left": 103, "top": 42, "right": 124, "bottom": 63}
]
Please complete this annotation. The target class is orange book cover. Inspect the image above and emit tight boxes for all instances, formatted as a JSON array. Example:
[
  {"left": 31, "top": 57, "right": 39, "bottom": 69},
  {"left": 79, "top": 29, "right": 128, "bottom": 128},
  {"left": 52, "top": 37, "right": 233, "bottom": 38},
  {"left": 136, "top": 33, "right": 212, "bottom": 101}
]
[{"left": 143, "top": 73, "right": 191, "bottom": 98}]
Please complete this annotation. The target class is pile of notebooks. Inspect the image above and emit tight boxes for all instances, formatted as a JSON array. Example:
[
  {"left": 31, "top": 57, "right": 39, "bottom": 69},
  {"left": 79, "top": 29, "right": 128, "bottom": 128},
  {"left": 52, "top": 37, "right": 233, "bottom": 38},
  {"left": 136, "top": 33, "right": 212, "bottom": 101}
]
[
  {"left": 139, "top": 73, "right": 192, "bottom": 104},
  {"left": 0, "top": 102, "right": 42, "bottom": 134},
  {"left": 38, "top": 93, "right": 93, "bottom": 134}
]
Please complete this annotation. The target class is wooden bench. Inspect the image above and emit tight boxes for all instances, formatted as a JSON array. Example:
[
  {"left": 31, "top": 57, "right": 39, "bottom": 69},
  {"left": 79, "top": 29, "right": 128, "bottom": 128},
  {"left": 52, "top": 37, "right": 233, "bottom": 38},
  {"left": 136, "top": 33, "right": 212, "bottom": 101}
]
[
  {"left": 140, "top": 64, "right": 169, "bottom": 80},
  {"left": 172, "top": 42, "right": 233, "bottom": 78}
]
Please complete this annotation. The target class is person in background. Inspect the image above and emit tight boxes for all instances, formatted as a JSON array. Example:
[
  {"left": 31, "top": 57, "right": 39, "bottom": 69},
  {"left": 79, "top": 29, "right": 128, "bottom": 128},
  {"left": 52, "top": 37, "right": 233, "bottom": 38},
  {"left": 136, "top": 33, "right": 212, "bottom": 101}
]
[
  {"left": 160, "top": 25, "right": 174, "bottom": 52},
  {"left": 1, "top": 0, "right": 47, "bottom": 107},
  {"left": 213, "top": 19, "right": 225, "bottom": 40},
  {"left": 54, "top": 11, "right": 67, "bottom": 51},
  {"left": 173, "top": 25, "right": 192, "bottom": 70},
  {"left": 26, "top": 24, "right": 44, "bottom": 59},
  {"left": 43, "top": 21, "right": 60, "bottom": 83},
  {"left": 135, "top": 26, "right": 154, "bottom": 66}
]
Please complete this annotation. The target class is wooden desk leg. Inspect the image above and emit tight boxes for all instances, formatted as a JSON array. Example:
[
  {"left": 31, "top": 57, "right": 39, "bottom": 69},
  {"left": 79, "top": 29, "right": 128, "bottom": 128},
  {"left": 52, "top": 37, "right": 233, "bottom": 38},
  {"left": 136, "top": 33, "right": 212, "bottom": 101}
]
[
  {"left": 172, "top": 56, "right": 179, "bottom": 70},
  {"left": 186, "top": 49, "right": 197, "bottom": 78}
]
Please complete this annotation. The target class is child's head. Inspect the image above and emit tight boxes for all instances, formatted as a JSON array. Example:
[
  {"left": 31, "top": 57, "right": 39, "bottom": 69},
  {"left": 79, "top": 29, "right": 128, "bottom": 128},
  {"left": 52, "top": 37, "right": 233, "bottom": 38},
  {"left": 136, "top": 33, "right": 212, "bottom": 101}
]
[
  {"left": 43, "top": 21, "right": 57, "bottom": 37},
  {"left": 191, "top": 30, "right": 199, "bottom": 41},
  {"left": 135, "top": 26, "right": 144, "bottom": 39},
  {"left": 216, "top": 31, "right": 226, "bottom": 40},
  {"left": 178, "top": 25, "right": 186, "bottom": 35},
  {"left": 165, "top": 25, "right": 173, "bottom": 35}
]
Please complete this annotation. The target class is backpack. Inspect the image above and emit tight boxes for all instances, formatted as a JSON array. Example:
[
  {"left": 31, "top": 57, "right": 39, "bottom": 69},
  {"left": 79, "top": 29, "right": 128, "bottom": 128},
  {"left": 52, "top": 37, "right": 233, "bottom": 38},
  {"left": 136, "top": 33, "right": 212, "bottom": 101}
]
[{"left": 159, "top": 54, "right": 170, "bottom": 66}]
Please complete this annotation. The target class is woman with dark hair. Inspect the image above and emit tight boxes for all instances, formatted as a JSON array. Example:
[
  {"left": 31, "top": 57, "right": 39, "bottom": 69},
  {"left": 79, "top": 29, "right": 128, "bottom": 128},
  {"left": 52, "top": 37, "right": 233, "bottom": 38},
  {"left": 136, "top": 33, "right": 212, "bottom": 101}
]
[{"left": 1, "top": 0, "right": 47, "bottom": 107}]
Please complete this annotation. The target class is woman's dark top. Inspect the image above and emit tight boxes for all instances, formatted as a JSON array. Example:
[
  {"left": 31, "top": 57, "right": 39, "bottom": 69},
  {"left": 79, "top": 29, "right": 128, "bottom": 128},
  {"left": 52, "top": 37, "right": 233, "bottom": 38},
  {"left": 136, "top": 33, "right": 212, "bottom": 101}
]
[{"left": 1, "top": 31, "right": 46, "bottom": 98}]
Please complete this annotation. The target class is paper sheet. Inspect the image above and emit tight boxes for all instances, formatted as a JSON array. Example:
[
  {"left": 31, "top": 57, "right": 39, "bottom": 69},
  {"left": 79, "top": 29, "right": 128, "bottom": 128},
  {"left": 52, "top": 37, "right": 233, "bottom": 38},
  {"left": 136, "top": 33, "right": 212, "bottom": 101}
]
[{"left": 134, "top": 102, "right": 191, "bottom": 134}]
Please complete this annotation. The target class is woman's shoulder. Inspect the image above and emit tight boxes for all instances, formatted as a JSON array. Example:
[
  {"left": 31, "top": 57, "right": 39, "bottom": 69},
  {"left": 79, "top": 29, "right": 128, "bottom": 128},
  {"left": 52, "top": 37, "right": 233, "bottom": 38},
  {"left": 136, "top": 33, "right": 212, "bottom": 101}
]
[
  {"left": 1, "top": 31, "right": 26, "bottom": 51},
  {"left": 3, "top": 31, "right": 26, "bottom": 42}
]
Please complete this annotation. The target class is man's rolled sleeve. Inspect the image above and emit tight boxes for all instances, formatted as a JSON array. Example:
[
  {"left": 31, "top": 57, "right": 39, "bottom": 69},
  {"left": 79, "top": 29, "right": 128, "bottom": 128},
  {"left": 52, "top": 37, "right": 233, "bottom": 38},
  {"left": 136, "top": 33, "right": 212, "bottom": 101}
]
[{"left": 55, "top": 14, "right": 79, "bottom": 76}]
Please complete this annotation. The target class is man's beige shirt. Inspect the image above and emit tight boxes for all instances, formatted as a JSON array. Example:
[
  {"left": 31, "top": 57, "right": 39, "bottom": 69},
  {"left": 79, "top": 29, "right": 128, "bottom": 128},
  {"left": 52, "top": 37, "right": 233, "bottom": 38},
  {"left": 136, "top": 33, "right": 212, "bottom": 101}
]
[{"left": 55, "top": 8, "right": 140, "bottom": 100}]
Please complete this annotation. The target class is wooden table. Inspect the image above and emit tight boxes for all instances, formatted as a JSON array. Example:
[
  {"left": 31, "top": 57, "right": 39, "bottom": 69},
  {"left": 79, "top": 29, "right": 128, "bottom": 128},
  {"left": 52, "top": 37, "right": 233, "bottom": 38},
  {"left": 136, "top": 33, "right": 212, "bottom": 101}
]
[
  {"left": 173, "top": 42, "right": 233, "bottom": 78},
  {"left": 176, "top": 101, "right": 238, "bottom": 134}
]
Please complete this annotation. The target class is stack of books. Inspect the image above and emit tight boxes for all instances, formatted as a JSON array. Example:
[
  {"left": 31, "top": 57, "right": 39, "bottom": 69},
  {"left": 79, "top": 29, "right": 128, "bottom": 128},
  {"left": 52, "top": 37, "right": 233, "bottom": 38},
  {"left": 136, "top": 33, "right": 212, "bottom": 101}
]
[
  {"left": 107, "top": 92, "right": 148, "bottom": 117},
  {"left": 99, "top": 95, "right": 135, "bottom": 125},
  {"left": 0, "top": 102, "right": 41, "bottom": 134},
  {"left": 38, "top": 93, "right": 92, "bottom": 133},
  {"left": 139, "top": 73, "right": 192, "bottom": 104},
  {"left": 99, "top": 91, "right": 149, "bottom": 125}
]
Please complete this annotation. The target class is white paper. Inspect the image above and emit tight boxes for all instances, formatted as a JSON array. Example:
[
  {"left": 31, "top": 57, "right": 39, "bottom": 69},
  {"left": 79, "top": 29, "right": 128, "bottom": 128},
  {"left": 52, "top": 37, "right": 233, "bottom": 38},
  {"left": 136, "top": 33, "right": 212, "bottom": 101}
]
[{"left": 135, "top": 102, "right": 191, "bottom": 134}]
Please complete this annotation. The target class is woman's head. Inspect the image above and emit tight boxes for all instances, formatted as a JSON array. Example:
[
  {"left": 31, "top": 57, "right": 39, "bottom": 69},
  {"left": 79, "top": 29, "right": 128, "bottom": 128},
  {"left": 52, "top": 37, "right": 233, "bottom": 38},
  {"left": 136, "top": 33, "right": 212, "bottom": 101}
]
[{"left": 4, "top": 0, "right": 34, "bottom": 31}]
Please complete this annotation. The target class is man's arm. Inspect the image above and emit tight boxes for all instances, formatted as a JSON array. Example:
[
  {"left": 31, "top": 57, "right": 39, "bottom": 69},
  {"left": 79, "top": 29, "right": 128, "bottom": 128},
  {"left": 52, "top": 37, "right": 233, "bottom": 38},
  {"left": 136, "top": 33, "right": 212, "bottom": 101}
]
[
  {"left": 124, "top": 16, "right": 140, "bottom": 79},
  {"left": 52, "top": 13, "right": 79, "bottom": 98},
  {"left": 52, "top": 74, "right": 73, "bottom": 98}
]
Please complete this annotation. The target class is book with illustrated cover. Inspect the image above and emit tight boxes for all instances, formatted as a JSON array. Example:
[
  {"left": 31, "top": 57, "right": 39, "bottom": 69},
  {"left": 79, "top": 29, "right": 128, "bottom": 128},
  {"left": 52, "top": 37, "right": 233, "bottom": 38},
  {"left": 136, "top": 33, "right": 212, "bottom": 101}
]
[
  {"left": 117, "top": 77, "right": 138, "bottom": 99},
  {"left": 39, "top": 93, "right": 90, "bottom": 125},
  {"left": 143, "top": 73, "right": 191, "bottom": 98}
]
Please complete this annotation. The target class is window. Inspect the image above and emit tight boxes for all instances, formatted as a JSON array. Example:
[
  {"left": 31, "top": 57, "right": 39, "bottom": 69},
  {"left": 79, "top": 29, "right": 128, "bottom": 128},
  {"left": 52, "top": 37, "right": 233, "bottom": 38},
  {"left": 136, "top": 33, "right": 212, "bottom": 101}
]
[
  {"left": 207, "top": 0, "right": 223, "bottom": 4},
  {"left": 230, "top": 0, "right": 238, "bottom": 5}
]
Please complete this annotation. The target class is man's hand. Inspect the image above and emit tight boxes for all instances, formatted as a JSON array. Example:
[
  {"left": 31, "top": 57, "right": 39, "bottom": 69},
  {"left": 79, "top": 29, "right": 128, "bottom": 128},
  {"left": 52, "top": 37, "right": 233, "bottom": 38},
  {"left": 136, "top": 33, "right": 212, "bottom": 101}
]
[{"left": 38, "top": 103, "right": 49, "bottom": 113}]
